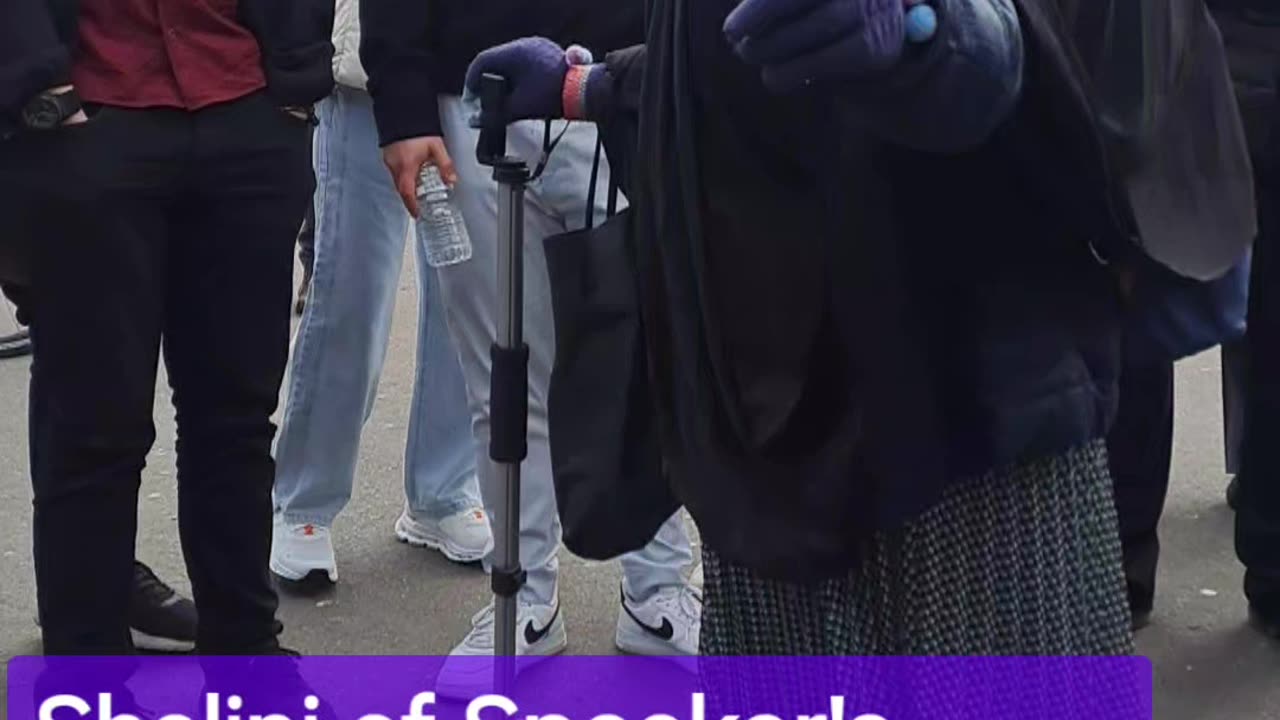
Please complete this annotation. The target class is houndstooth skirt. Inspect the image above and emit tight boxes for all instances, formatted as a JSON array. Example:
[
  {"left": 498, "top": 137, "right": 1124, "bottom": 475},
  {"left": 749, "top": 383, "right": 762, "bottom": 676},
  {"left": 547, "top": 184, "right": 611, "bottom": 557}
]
[{"left": 700, "top": 440, "right": 1134, "bottom": 656}]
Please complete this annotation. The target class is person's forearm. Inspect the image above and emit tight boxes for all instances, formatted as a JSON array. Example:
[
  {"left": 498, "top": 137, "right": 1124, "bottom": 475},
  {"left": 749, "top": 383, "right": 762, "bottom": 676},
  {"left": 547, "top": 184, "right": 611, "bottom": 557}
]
[
  {"left": 849, "top": 0, "right": 1024, "bottom": 153},
  {"left": 360, "top": 0, "right": 443, "bottom": 144},
  {"left": 0, "top": 0, "right": 72, "bottom": 132},
  {"left": 569, "top": 45, "right": 647, "bottom": 123}
]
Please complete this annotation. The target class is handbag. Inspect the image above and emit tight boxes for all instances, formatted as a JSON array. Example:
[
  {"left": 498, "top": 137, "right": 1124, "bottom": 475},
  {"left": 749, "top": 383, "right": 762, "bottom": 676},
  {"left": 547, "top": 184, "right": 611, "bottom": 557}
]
[
  {"left": 1074, "top": 0, "right": 1255, "bottom": 359},
  {"left": 1127, "top": 249, "right": 1252, "bottom": 362},
  {"left": 542, "top": 136, "right": 679, "bottom": 561}
]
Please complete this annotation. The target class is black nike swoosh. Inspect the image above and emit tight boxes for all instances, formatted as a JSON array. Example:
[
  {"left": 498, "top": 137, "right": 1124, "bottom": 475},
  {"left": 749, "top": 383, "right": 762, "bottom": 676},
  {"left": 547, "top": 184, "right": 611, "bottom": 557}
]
[
  {"left": 523, "top": 604, "right": 560, "bottom": 646},
  {"left": 620, "top": 590, "right": 675, "bottom": 641}
]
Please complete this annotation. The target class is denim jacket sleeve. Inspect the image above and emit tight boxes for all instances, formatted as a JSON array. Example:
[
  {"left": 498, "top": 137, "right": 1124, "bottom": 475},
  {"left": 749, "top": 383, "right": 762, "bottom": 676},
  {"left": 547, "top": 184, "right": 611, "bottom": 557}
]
[{"left": 844, "top": 0, "right": 1024, "bottom": 153}]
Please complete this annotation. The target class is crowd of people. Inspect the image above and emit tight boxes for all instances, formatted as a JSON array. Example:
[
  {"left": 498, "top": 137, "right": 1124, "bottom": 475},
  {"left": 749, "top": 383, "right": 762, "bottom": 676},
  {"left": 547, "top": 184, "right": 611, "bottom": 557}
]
[{"left": 0, "top": 0, "right": 1277, "bottom": 682}]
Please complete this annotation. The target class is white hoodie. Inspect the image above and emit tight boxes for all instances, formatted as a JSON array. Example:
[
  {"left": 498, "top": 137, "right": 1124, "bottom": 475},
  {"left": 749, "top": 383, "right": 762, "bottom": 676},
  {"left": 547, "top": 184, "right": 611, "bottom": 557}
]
[{"left": 333, "top": 0, "right": 368, "bottom": 89}]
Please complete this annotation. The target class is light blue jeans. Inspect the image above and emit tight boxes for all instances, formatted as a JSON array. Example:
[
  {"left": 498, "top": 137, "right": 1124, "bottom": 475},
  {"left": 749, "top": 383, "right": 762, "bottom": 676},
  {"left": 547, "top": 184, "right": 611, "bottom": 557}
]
[{"left": 273, "top": 86, "right": 480, "bottom": 527}]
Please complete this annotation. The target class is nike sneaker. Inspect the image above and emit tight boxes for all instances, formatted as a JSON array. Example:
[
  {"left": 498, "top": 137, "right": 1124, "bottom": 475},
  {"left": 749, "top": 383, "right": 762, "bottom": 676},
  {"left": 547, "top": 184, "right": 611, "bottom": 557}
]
[
  {"left": 616, "top": 582, "right": 702, "bottom": 656},
  {"left": 129, "top": 561, "right": 197, "bottom": 653},
  {"left": 270, "top": 518, "right": 338, "bottom": 588},
  {"left": 394, "top": 505, "right": 493, "bottom": 564},
  {"left": 690, "top": 562, "right": 704, "bottom": 590},
  {"left": 434, "top": 599, "right": 567, "bottom": 698}
]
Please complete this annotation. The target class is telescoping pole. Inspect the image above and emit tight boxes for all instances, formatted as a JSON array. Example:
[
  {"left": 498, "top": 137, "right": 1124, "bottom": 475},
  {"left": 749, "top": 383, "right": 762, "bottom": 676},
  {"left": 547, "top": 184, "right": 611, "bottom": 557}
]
[{"left": 476, "top": 74, "right": 530, "bottom": 694}]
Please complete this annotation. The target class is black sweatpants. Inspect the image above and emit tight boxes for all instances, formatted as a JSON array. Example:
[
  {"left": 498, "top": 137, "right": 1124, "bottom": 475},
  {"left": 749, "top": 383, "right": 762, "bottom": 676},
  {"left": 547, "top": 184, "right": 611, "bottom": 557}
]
[
  {"left": 1237, "top": 123, "right": 1280, "bottom": 613},
  {"left": 1111, "top": 110, "right": 1280, "bottom": 618},
  {"left": 1108, "top": 356, "right": 1175, "bottom": 615},
  {"left": 0, "top": 92, "right": 312, "bottom": 654}
]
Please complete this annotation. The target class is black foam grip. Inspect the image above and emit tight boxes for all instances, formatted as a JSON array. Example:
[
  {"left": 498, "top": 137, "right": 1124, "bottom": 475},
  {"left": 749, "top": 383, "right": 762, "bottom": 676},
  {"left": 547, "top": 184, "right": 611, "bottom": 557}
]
[
  {"left": 490, "top": 343, "right": 529, "bottom": 463},
  {"left": 477, "top": 74, "right": 508, "bottom": 164},
  {"left": 491, "top": 565, "right": 527, "bottom": 597}
]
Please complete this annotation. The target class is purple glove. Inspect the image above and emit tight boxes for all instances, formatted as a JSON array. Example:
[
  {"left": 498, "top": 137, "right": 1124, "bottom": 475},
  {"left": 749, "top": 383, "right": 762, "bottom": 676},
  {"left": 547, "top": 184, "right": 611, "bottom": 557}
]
[
  {"left": 724, "top": 0, "right": 923, "bottom": 93},
  {"left": 464, "top": 37, "right": 580, "bottom": 122}
]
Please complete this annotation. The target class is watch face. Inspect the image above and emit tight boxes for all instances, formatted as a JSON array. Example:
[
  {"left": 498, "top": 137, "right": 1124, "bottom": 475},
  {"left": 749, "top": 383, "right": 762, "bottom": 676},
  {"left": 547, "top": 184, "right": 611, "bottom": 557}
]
[{"left": 23, "top": 98, "right": 63, "bottom": 130}]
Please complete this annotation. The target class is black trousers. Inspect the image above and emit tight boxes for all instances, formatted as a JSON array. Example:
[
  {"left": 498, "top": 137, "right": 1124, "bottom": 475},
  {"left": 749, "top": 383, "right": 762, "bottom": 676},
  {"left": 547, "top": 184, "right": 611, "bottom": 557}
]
[
  {"left": 0, "top": 93, "right": 312, "bottom": 654},
  {"left": 1108, "top": 356, "right": 1175, "bottom": 615},
  {"left": 1237, "top": 124, "right": 1280, "bottom": 612},
  {"left": 1111, "top": 112, "right": 1280, "bottom": 617}
]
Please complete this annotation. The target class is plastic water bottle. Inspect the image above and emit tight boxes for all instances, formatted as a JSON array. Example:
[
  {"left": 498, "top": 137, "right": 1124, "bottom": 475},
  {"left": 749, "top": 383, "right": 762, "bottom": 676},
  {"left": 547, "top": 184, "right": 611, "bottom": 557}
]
[{"left": 415, "top": 165, "right": 472, "bottom": 268}]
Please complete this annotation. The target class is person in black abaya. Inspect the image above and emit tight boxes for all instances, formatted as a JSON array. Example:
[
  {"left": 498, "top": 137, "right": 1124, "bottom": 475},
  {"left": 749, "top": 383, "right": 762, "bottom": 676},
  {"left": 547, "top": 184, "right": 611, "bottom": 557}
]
[{"left": 463, "top": 0, "right": 1249, "bottom": 655}]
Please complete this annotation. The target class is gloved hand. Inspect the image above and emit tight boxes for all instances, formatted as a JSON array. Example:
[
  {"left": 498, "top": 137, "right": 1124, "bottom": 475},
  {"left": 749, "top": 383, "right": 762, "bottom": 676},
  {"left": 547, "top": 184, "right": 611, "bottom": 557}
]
[
  {"left": 463, "top": 38, "right": 595, "bottom": 123},
  {"left": 724, "top": 0, "right": 936, "bottom": 93}
]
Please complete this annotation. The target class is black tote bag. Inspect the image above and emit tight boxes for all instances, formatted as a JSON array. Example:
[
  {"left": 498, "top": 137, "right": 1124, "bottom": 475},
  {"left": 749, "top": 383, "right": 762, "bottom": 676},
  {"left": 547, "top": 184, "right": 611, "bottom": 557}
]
[{"left": 543, "top": 137, "right": 679, "bottom": 561}]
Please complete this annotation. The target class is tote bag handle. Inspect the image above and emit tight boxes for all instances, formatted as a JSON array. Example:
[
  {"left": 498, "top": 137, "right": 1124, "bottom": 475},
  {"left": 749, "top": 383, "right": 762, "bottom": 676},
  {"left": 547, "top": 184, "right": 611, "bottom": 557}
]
[{"left": 583, "top": 135, "right": 622, "bottom": 231}]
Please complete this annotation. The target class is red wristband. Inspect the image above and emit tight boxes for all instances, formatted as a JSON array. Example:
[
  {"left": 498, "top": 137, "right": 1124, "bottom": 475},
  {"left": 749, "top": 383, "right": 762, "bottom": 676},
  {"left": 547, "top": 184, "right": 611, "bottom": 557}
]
[{"left": 562, "top": 65, "right": 593, "bottom": 121}]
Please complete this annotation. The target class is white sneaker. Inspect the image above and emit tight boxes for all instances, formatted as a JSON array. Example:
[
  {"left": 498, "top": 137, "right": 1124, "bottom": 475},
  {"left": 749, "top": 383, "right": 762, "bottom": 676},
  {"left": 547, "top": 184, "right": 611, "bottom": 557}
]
[
  {"left": 434, "top": 600, "right": 567, "bottom": 698},
  {"left": 270, "top": 518, "right": 338, "bottom": 585},
  {"left": 616, "top": 583, "right": 701, "bottom": 656},
  {"left": 395, "top": 506, "right": 493, "bottom": 563},
  {"left": 689, "top": 563, "right": 704, "bottom": 591}
]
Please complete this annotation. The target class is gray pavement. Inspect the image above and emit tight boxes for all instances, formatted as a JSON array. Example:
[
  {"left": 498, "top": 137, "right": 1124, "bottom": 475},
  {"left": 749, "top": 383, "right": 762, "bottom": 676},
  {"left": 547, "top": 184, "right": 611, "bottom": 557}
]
[{"left": 1, "top": 264, "right": 1278, "bottom": 718}]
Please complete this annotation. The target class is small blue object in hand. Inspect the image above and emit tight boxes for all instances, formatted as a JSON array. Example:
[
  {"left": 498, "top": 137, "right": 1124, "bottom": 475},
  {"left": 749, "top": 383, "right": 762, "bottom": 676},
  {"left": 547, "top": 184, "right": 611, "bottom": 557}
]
[{"left": 905, "top": 4, "right": 937, "bottom": 44}]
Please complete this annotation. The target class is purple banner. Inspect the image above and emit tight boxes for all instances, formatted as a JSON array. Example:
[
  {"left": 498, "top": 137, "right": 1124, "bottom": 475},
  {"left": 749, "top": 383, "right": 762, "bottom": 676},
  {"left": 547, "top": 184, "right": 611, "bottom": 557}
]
[{"left": 7, "top": 656, "right": 1151, "bottom": 720}]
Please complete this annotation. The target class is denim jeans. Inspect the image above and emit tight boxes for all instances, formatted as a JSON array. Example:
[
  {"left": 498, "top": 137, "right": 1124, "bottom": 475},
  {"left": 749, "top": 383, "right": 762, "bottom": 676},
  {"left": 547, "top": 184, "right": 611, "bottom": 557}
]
[
  {"left": 436, "top": 96, "right": 694, "bottom": 606},
  {"left": 273, "top": 87, "right": 480, "bottom": 527}
]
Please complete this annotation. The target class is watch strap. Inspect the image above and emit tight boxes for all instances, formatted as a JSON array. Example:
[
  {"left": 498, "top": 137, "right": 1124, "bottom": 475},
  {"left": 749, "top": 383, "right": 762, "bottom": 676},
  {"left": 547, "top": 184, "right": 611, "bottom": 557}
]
[
  {"left": 23, "top": 88, "right": 83, "bottom": 129},
  {"left": 48, "top": 89, "right": 83, "bottom": 119}
]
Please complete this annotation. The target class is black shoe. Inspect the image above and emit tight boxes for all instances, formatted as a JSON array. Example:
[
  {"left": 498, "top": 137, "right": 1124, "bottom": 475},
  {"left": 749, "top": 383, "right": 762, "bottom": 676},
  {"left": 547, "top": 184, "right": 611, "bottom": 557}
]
[
  {"left": 200, "top": 654, "right": 337, "bottom": 720},
  {"left": 1244, "top": 569, "right": 1280, "bottom": 639},
  {"left": 1227, "top": 475, "right": 1241, "bottom": 511},
  {"left": 1131, "top": 607, "right": 1152, "bottom": 632},
  {"left": 130, "top": 561, "right": 197, "bottom": 653},
  {"left": 1126, "top": 580, "right": 1154, "bottom": 632},
  {"left": 1248, "top": 603, "right": 1280, "bottom": 639},
  {"left": 294, "top": 270, "right": 312, "bottom": 316}
]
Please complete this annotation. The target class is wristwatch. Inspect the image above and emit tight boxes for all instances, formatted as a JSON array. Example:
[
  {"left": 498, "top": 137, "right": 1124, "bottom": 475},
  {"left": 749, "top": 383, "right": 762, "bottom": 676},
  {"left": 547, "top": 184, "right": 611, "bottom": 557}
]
[{"left": 21, "top": 88, "right": 83, "bottom": 131}]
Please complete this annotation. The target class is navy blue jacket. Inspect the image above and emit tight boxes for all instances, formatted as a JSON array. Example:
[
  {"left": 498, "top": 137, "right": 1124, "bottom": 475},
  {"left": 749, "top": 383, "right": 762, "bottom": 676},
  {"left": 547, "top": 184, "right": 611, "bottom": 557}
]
[
  {"left": 0, "top": 0, "right": 335, "bottom": 136},
  {"left": 360, "top": 0, "right": 642, "bottom": 144}
]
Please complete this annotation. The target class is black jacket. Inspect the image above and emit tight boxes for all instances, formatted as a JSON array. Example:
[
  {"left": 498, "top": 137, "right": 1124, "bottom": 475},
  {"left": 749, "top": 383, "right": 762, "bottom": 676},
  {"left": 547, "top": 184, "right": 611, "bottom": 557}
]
[
  {"left": 604, "top": 0, "right": 1252, "bottom": 581},
  {"left": 0, "top": 0, "right": 335, "bottom": 137},
  {"left": 1211, "top": 0, "right": 1280, "bottom": 155},
  {"left": 359, "top": 0, "right": 643, "bottom": 145}
]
